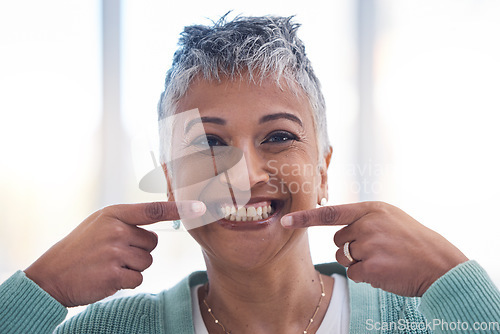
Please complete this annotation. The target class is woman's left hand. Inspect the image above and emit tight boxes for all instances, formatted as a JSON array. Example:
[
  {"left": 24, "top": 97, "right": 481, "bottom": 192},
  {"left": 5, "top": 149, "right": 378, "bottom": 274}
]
[{"left": 281, "top": 201, "right": 468, "bottom": 297}]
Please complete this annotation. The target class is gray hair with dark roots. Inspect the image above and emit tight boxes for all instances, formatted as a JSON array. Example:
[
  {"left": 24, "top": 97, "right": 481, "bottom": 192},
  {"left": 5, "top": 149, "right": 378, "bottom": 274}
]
[{"left": 158, "top": 14, "right": 330, "bottom": 164}]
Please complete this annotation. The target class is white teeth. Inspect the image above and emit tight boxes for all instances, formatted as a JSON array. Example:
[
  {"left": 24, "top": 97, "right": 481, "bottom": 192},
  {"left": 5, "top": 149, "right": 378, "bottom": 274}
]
[
  {"left": 246, "top": 207, "right": 257, "bottom": 217},
  {"left": 237, "top": 207, "right": 246, "bottom": 217},
  {"left": 222, "top": 203, "right": 275, "bottom": 221}
]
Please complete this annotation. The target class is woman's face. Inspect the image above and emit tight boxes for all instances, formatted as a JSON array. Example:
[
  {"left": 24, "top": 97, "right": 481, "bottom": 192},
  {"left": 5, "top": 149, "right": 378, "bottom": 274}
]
[{"left": 168, "top": 76, "right": 330, "bottom": 270}]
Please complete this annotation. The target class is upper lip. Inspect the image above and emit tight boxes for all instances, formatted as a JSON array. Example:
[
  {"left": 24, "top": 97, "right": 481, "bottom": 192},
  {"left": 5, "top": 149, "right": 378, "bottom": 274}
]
[
  {"left": 207, "top": 196, "right": 283, "bottom": 208},
  {"left": 240, "top": 196, "right": 276, "bottom": 205}
]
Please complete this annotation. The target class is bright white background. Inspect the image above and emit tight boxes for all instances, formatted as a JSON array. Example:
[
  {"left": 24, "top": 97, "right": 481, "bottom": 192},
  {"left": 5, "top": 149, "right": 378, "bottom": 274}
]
[{"left": 1, "top": 0, "right": 498, "bottom": 319}]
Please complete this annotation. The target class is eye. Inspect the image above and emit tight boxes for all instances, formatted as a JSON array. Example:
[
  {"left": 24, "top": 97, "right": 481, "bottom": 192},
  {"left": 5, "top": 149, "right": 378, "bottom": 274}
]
[
  {"left": 191, "top": 134, "right": 227, "bottom": 147},
  {"left": 263, "top": 131, "right": 298, "bottom": 144}
]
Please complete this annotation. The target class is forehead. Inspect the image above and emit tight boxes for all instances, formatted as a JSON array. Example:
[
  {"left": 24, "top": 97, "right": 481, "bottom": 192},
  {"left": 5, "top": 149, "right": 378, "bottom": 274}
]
[{"left": 175, "top": 76, "right": 314, "bottom": 121}]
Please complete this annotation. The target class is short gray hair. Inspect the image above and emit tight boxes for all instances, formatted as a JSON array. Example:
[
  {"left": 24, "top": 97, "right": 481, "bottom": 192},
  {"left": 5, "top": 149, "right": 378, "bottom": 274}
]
[{"left": 158, "top": 14, "right": 330, "bottom": 163}]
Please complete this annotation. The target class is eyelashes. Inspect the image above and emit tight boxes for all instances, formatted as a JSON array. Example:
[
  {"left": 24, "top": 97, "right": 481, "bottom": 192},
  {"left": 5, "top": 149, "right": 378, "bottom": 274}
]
[
  {"left": 189, "top": 130, "right": 300, "bottom": 148},
  {"left": 191, "top": 134, "right": 226, "bottom": 147},
  {"left": 262, "top": 130, "right": 299, "bottom": 144}
]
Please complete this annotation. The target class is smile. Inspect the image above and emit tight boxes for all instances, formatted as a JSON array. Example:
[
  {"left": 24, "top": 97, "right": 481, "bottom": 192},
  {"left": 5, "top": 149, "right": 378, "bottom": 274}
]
[
  {"left": 219, "top": 201, "right": 276, "bottom": 221},
  {"left": 210, "top": 199, "right": 282, "bottom": 230}
]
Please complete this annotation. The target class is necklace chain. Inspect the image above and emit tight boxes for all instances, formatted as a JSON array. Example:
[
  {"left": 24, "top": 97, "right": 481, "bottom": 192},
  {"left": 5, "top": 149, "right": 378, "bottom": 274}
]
[{"left": 202, "top": 273, "right": 325, "bottom": 334}]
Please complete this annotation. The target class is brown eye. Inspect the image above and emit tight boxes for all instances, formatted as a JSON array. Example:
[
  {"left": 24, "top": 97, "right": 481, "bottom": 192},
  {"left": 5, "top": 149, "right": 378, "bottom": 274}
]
[
  {"left": 264, "top": 131, "right": 298, "bottom": 144},
  {"left": 192, "top": 134, "right": 227, "bottom": 147}
]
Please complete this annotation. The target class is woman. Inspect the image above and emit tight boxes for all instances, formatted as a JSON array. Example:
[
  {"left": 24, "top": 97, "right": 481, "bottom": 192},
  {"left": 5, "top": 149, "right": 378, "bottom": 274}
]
[{"left": 1, "top": 15, "right": 499, "bottom": 334}]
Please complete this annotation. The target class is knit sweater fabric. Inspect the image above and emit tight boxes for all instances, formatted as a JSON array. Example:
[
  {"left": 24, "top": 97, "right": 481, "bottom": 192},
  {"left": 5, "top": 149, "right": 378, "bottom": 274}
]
[{"left": 1, "top": 260, "right": 499, "bottom": 333}]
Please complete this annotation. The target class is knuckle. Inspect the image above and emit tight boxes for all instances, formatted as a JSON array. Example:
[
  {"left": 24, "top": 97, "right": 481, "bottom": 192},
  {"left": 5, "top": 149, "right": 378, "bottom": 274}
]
[
  {"left": 111, "top": 265, "right": 122, "bottom": 278},
  {"left": 94, "top": 211, "right": 109, "bottom": 226},
  {"left": 101, "top": 204, "right": 117, "bottom": 216},
  {"left": 95, "top": 209, "right": 105, "bottom": 220},
  {"left": 320, "top": 206, "right": 338, "bottom": 224},
  {"left": 103, "top": 223, "right": 128, "bottom": 242},
  {"left": 295, "top": 212, "right": 311, "bottom": 227},
  {"left": 369, "top": 201, "right": 389, "bottom": 213},
  {"left": 111, "top": 223, "right": 127, "bottom": 236},
  {"left": 145, "top": 202, "right": 167, "bottom": 221},
  {"left": 97, "top": 209, "right": 120, "bottom": 228},
  {"left": 108, "top": 246, "right": 124, "bottom": 260}
]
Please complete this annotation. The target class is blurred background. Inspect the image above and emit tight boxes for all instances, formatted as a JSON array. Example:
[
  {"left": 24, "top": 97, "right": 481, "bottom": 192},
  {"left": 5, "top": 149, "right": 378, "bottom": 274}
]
[{"left": 1, "top": 0, "right": 499, "bottom": 318}]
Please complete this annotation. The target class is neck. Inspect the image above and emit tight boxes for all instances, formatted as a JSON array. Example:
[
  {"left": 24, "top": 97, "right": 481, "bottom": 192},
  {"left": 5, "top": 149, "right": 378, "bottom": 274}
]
[{"left": 200, "top": 234, "right": 333, "bottom": 334}]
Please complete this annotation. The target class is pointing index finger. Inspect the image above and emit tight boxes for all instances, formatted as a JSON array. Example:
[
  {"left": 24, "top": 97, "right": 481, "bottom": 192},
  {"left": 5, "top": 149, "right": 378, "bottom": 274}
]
[
  {"left": 104, "top": 201, "right": 206, "bottom": 226},
  {"left": 281, "top": 202, "right": 370, "bottom": 228}
]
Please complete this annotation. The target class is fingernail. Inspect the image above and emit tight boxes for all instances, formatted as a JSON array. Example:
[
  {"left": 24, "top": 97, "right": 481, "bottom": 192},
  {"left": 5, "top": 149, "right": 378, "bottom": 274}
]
[
  {"left": 281, "top": 215, "right": 293, "bottom": 227},
  {"left": 191, "top": 201, "right": 206, "bottom": 214}
]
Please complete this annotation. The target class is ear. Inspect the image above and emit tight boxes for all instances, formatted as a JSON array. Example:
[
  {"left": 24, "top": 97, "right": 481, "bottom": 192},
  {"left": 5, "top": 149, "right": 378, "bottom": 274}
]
[
  {"left": 161, "top": 162, "right": 176, "bottom": 202},
  {"left": 317, "top": 146, "right": 333, "bottom": 205}
]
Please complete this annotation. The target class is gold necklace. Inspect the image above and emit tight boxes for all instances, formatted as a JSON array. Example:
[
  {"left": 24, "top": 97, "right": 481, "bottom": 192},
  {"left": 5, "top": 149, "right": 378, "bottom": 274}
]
[{"left": 202, "top": 273, "right": 325, "bottom": 334}]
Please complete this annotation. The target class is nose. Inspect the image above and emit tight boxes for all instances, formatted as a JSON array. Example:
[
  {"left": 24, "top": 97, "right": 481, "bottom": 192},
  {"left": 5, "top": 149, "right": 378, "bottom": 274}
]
[
  {"left": 218, "top": 143, "right": 269, "bottom": 190},
  {"left": 243, "top": 144, "right": 270, "bottom": 187}
]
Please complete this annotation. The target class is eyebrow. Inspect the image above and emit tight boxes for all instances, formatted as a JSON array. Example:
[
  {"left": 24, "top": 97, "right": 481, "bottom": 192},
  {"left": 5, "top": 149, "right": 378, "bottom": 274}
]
[
  {"left": 184, "top": 112, "right": 303, "bottom": 134},
  {"left": 185, "top": 117, "right": 226, "bottom": 134},
  {"left": 259, "top": 112, "right": 303, "bottom": 127}
]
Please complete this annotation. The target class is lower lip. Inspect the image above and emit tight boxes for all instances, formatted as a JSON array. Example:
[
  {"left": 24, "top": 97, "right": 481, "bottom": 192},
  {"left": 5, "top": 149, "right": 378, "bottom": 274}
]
[{"left": 216, "top": 205, "right": 279, "bottom": 230}]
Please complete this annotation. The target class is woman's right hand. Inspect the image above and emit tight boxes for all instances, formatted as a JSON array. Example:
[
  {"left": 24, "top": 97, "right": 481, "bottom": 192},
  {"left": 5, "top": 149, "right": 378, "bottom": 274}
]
[{"left": 23, "top": 201, "right": 205, "bottom": 307}]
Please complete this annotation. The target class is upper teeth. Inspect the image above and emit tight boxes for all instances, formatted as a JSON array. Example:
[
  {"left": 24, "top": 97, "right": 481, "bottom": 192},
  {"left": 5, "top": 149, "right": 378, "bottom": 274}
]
[{"left": 220, "top": 204, "right": 274, "bottom": 221}]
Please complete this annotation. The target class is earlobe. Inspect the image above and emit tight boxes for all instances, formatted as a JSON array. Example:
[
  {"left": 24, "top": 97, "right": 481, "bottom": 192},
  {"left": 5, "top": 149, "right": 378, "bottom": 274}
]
[
  {"left": 325, "top": 146, "right": 333, "bottom": 169},
  {"left": 161, "top": 163, "right": 176, "bottom": 201}
]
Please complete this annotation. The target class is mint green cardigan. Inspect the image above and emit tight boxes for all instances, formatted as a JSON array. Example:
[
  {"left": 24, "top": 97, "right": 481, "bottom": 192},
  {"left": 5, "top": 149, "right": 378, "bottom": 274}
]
[{"left": 1, "top": 261, "right": 499, "bottom": 333}]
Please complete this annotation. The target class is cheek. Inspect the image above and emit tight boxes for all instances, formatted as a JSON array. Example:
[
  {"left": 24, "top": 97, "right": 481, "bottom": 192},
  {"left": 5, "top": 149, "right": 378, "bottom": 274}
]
[{"left": 268, "top": 157, "right": 321, "bottom": 209}]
